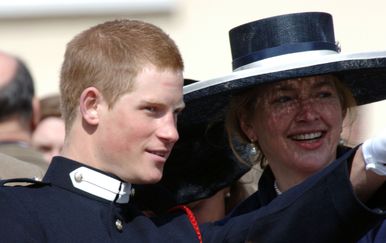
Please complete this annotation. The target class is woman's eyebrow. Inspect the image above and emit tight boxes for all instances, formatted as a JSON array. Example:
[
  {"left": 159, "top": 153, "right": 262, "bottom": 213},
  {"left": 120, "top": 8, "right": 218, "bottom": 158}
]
[
  {"left": 312, "top": 79, "right": 335, "bottom": 89},
  {"left": 272, "top": 84, "right": 294, "bottom": 92}
]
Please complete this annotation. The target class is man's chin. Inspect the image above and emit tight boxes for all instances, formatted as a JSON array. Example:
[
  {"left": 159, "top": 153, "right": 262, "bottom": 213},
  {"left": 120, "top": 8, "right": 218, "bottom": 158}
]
[{"left": 140, "top": 171, "right": 163, "bottom": 184}]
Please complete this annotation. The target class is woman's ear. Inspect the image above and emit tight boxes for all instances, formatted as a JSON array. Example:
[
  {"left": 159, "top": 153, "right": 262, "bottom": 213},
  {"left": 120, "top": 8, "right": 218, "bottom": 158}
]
[
  {"left": 239, "top": 114, "right": 257, "bottom": 142},
  {"left": 79, "top": 87, "right": 102, "bottom": 126}
]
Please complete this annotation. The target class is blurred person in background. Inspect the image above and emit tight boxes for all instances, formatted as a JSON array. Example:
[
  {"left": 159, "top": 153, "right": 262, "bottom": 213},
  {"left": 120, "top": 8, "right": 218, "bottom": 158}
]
[
  {"left": 0, "top": 152, "right": 44, "bottom": 180},
  {"left": 32, "top": 94, "right": 65, "bottom": 163},
  {"left": 0, "top": 50, "right": 48, "bottom": 173}
]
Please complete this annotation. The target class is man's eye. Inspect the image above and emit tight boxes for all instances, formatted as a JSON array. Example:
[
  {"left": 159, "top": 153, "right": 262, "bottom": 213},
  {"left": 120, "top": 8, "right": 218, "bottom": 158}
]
[
  {"left": 38, "top": 145, "right": 53, "bottom": 152},
  {"left": 145, "top": 106, "right": 157, "bottom": 112}
]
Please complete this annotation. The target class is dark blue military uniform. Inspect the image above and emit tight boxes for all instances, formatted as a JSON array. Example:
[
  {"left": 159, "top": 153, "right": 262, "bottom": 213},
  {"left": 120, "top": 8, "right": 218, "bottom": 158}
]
[
  {"left": 0, "top": 157, "right": 200, "bottom": 242},
  {"left": 0, "top": 151, "right": 385, "bottom": 242}
]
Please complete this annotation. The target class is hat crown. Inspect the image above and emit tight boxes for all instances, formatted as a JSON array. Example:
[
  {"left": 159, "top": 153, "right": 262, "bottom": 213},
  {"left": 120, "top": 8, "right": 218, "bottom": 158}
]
[{"left": 230, "top": 12, "right": 338, "bottom": 70}]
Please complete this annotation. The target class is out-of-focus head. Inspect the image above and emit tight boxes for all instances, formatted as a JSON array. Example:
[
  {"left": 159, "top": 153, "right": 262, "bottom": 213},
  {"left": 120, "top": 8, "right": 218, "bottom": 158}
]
[
  {"left": 32, "top": 94, "right": 64, "bottom": 163},
  {"left": 39, "top": 94, "right": 61, "bottom": 120},
  {"left": 0, "top": 52, "right": 17, "bottom": 87},
  {"left": 0, "top": 51, "right": 36, "bottom": 128},
  {"left": 32, "top": 116, "right": 65, "bottom": 163}
]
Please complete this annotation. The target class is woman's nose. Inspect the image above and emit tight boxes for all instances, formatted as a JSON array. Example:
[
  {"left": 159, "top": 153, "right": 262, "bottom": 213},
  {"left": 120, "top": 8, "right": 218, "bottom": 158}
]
[{"left": 295, "top": 99, "right": 320, "bottom": 122}]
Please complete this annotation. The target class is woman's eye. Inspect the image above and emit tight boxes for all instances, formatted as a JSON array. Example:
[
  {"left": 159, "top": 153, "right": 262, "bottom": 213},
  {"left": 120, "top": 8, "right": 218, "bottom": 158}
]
[
  {"left": 317, "top": 91, "right": 332, "bottom": 98},
  {"left": 274, "top": 96, "right": 293, "bottom": 104}
]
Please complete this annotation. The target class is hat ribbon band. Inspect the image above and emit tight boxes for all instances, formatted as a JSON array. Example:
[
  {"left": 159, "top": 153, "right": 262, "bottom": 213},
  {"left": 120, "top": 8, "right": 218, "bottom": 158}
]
[{"left": 232, "top": 41, "right": 339, "bottom": 70}]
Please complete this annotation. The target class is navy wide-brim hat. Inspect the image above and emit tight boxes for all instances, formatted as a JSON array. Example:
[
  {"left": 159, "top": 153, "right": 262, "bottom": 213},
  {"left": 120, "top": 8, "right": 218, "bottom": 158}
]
[{"left": 182, "top": 12, "right": 386, "bottom": 126}]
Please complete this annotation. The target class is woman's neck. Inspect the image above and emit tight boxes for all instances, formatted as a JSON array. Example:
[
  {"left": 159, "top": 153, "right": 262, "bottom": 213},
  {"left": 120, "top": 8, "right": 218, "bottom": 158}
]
[{"left": 268, "top": 163, "right": 312, "bottom": 193}]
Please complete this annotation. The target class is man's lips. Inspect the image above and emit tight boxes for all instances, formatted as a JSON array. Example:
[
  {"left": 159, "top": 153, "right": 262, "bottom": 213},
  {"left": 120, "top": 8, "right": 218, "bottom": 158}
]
[{"left": 146, "top": 149, "right": 169, "bottom": 160}]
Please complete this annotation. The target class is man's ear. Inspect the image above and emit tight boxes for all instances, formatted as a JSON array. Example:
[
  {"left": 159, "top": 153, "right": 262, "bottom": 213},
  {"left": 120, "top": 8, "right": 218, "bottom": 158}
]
[
  {"left": 79, "top": 87, "right": 102, "bottom": 126},
  {"left": 30, "top": 96, "right": 41, "bottom": 131}
]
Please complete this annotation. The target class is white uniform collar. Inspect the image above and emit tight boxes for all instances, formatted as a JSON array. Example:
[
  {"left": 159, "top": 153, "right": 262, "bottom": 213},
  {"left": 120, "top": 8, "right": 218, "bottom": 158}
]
[{"left": 69, "top": 166, "right": 132, "bottom": 204}]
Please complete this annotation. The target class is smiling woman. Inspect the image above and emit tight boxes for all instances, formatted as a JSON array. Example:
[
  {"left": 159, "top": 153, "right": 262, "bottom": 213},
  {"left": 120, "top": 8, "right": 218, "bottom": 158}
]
[
  {"left": 230, "top": 74, "right": 348, "bottom": 191},
  {"left": 181, "top": 11, "right": 386, "bottom": 242}
]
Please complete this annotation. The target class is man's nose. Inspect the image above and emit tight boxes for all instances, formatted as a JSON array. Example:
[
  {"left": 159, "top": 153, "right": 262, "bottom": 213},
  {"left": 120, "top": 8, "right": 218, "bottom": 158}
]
[{"left": 157, "top": 114, "right": 179, "bottom": 143}]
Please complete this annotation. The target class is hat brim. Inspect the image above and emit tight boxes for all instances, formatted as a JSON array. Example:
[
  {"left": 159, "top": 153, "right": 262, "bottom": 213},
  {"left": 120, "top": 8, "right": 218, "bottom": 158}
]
[{"left": 183, "top": 51, "right": 386, "bottom": 125}]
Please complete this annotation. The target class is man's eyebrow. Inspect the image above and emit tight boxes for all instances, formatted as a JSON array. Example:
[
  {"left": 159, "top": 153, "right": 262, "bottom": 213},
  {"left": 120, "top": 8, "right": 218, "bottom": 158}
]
[
  {"left": 140, "top": 99, "right": 185, "bottom": 110},
  {"left": 138, "top": 99, "right": 157, "bottom": 105}
]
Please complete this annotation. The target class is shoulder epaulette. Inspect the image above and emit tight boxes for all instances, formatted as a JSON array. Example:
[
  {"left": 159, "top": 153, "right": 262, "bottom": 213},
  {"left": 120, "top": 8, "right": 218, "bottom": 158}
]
[{"left": 0, "top": 178, "right": 50, "bottom": 187}]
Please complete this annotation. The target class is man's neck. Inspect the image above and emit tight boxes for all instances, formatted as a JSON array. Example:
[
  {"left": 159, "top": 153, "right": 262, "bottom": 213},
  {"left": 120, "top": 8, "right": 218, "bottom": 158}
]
[{"left": 0, "top": 120, "right": 31, "bottom": 143}]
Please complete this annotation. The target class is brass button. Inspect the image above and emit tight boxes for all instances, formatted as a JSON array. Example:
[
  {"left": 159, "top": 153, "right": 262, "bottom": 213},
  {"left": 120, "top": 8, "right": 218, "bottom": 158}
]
[{"left": 115, "top": 219, "right": 123, "bottom": 231}]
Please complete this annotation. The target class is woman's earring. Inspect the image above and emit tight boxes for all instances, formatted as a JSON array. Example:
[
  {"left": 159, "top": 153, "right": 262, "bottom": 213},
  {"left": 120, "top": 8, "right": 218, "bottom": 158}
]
[{"left": 247, "top": 140, "right": 257, "bottom": 162}]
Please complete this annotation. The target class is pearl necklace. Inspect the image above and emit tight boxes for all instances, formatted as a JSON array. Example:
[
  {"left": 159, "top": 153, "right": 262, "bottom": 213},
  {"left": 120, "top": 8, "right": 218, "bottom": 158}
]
[{"left": 274, "top": 181, "right": 282, "bottom": 195}]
